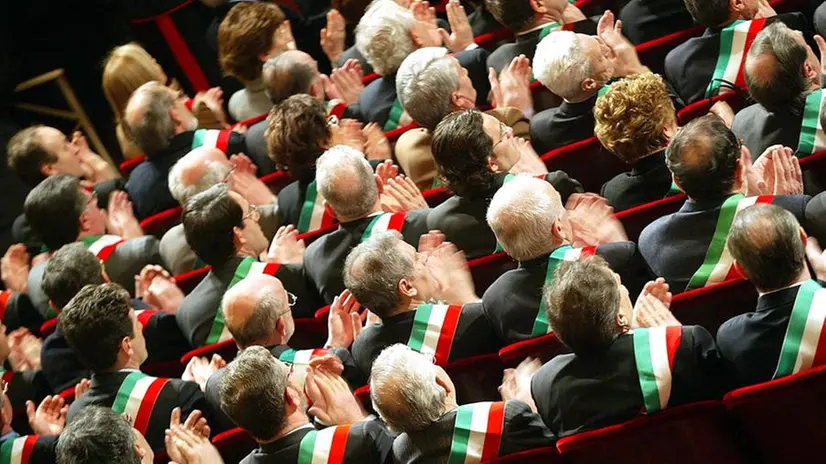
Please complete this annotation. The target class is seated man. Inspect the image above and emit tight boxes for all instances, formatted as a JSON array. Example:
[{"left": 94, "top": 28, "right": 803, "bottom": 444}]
[
  {"left": 719, "top": 204, "right": 826, "bottom": 386},
  {"left": 371, "top": 344, "right": 555, "bottom": 462},
  {"left": 530, "top": 257, "right": 728, "bottom": 437},
  {"left": 177, "top": 184, "right": 319, "bottom": 347},
  {"left": 428, "top": 109, "right": 579, "bottom": 259},
  {"left": 0, "top": 317, "right": 50, "bottom": 423},
  {"left": 485, "top": 176, "right": 646, "bottom": 342},
  {"left": 57, "top": 406, "right": 154, "bottom": 464},
  {"left": 304, "top": 145, "right": 430, "bottom": 304},
  {"left": 0, "top": 395, "right": 64, "bottom": 464},
  {"left": 639, "top": 115, "right": 826, "bottom": 293},
  {"left": 596, "top": 73, "right": 679, "bottom": 211},
  {"left": 123, "top": 81, "right": 247, "bottom": 219},
  {"left": 219, "top": 346, "right": 394, "bottom": 463}
]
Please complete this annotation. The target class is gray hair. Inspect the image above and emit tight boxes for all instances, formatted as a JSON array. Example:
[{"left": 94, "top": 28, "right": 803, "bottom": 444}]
[
  {"left": 487, "top": 176, "right": 564, "bottom": 261},
  {"left": 343, "top": 231, "right": 413, "bottom": 318},
  {"left": 123, "top": 81, "right": 177, "bottom": 156},
  {"left": 370, "top": 344, "right": 447, "bottom": 433},
  {"left": 262, "top": 51, "right": 317, "bottom": 105},
  {"left": 744, "top": 22, "right": 811, "bottom": 113},
  {"left": 316, "top": 145, "right": 378, "bottom": 219},
  {"left": 57, "top": 406, "right": 139, "bottom": 464},
  {"left": 396, "top": 47, "right": 460, "bottom": 130},
  {"left": 168, "top": 155, "right": 231, "bottom": 205},
  {"left": 356, "top": 0, "right": 417, "bottom": 76},
  {"left": 533, "top": 31, "right": 592, "bottom": 101},
  {"left": 223, "top": 290, "right": 283, "bottom": 349}
]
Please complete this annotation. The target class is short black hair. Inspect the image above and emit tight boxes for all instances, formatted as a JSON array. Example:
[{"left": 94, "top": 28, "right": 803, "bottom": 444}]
[
  {"left": 57, "top": 406, "right": 140, "bottom": 464},
  {"left": 24, "top": 173, "right": 85, "bottom": 251},
  {"left": 683, "top": 0, "right": 731, "bottom": 28},
  {"left": 745, "top": 22, "right": 811, "bottom": 113},
  {"left": 6, "top": 125, "right": 56, "bottom": 186},
  {"left": 42, "top": 243, "right": 104, "bottom": 310},
  {"left": 432, "top": 109, "right": 497, "bottom": 198},
  {"left": 182, "top": 184, "right": 243, "bottom": 267},
  {"left": 484, "top": 0, "right": 537, "bottom": 31},
  {"left": 60, "top": 283, "right": 134, "bottom": 372},
  {"left": 666, "top": 114, "right": 740, "bottom": 202}
]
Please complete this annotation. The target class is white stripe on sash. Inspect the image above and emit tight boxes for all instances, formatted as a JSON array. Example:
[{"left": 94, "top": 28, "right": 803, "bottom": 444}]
[
  {"left": 720, "top": 21, "right": 752, "bottom": 86},
  {"left": 311, "top": 427, "right": 336, "bottom": 464},
  {"left": 794, "top": 289, "right": 826, "bottom": 373},
  {"left": 87, "top": 235, "right": 123, "bottom": 256},
  {"left": 706, "top": 196, "right": 759, "bottom": 285},
  {"left": 202, "top": 130, "right": 219, "bottom": 149},
  {"left": 420, "top": 305, "right": 449, "bottom": 358},
  {"left": 465, "top": 402, "right": 494, "bottom": 462},
  {"left": 647, "top": 327, "right": 673, "bottom": 410},
  {"left": 562, "top": 248, "right": 583, "bottom": 261},
  {"left": 123, "top": 376, "right": 156, "bottom": 425}
]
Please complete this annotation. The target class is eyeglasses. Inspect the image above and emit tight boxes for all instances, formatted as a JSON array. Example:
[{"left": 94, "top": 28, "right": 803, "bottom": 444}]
[
  {"left": 287, "top": 291, "right": 297, "bottom": 307},
  {"left": 243, "top": 204, "right": 261, "bottom": 222}
]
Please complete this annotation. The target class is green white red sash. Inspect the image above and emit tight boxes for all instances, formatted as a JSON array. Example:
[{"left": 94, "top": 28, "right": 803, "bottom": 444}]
[
  {"left": 80, "top": 234, "right": 124, "bottom": 261},
  {"left": 666, "top": 180, "right": 682, "bottom": 197},
  {"left": 407, "top": 304, "right": 463, "bottom": 366},
  {"left": 278, "top": 348, "right": 329, "bottom": 366},
  {"left": 493, "top": 174, "right": 546, "bottom": 253},
  {"left": 297, "top": 425, "right": 351, "bottom": 464},
  {"left": 0, "top": 291, "right": 11, "bottom": 322},
  {"left": 686, "top": 194, "right": 773, "bottom": 290},
  {"left": 705, "top": 19, "right": 766, "bottom": 97},
  {"left": 324, "top": 99, "right": 348, "bottom": 119},
  {"left": 537, "top": 22, "right": 561, "bottom": 41},
  {"left": 773, "top": 280, "right": 826, "bottom": 378},
  {"left": 112, "top": 372, "right": 170, "bottom": 434},
  {"left": 191, "top": 129, "right": 232, "bottom": 152},
  {"left": 797, "top": 89, "right": 826, "bottom": 157},
  {"left": 361, "top": 212, "right": 406, "bottom": 242},
  {"left": 448, "top": 401, "right": 505, "bottom": 464},
  {"left": 532, "top": 245, "right": 596, "bottom": 337},
  {"left": 633, "top": 327, "right": 682, "bottom": 413},
  {"left": 298, "top": 180, "right": 336, "bottom": 233},
  {"left": 0, "top": 435, "right": 38, "bottom": 464},
  {"left": 205, "top": 257, "right": 281, "bottom": 345},
  {"left": 383, "top": 98, "right": 413, "bottom": 131}
]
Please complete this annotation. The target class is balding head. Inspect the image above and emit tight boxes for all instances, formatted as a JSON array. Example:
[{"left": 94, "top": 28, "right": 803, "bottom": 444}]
[
  {"left": 315, "top": 145, "right": 379, "bottom": 221},
  {"left": 168, "top": 147, "right": 231, "bottom": 204},
  {"left": 222, "top": 274, "right": 292, "bottom": 348},
  {"left": 487, "top": 176, "right": 567, "bottom": 261},
  {"left": 123, "top": 81, "right": 196, "bottom": 156},
  {"left": 262, "top": 51, "right": 322, "bottom": 105}
]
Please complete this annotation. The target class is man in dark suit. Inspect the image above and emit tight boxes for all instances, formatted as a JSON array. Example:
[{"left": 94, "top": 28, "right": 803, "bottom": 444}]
[
  {"left": 428, "top": 109, "right": 581, "bottom": 258},
  {"left": 618, "top": 0, "right": 695, "bottom": 45},
  {"left": 304, "top": 146, "right": 430, "bottom": 305},
  {"left": 0, "top": 396, "right": 60, "bottom": 464},
  {"left": 639, "top": 115, "right": 826, "bottom": 293},
  {"left": 371, "top": 344, "right": 555, "bottom": 462},
  {"left": 529, "top": 257, "right": 728, "bottom": 437},
  {"left": 483, "top": 176, "right": 648, "bottom": 343},
  {"left": 177, "top": 184, "right": 320, "bottom": 347}
]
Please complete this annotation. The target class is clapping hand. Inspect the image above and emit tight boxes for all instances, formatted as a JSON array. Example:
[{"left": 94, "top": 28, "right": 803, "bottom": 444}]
[
  {"left": 805, "top": 237, "right": 826, "bottom": 282},
  {"left": 74, "top": 378, "right": 91, "bottom": 400},
  {"left": 1, "top": 244, "right": 30, "bottom": 293},
  {"left": 330, "top": 119, "right": 366, "bottom": 151},
  {"left": 166, "top": 409, "right": 222, "bottom": 464},
  {"left": 410, "top": 1, "right": 442, "bottom": 47},
  {"left": 499, "top": 357, "right": 541, "bottom": 412},
  {"left": 438, "top": 0, "right": 474, "bottom": 52},
  {"left": 751, "top": 145, "right": 803, "bottom": 196},
  {"left": 363, "top": 123, "right": 392, "bottom": 161},
  {"left": 325, "top": 289, "right": 363, "bottom": 349},
  {"left": 321, "top": 9, "right": 347, "bottom": 64},
  {"left": 182, "top": 355, "right": 225, "bottom": 391},
  {"left": 428, "top": 242, "right": 479, "bottom": 304},
  {"left": 8, "top": 328, "right": 42, "bottom": 371},
  {"left": 632, "top": 293, "right": 681, "bottom": 329},
  {"left": 106, "top": 191, "right": 144, "bottom": 240},
  {"left": 194, "top": 87, "right": 228, "bottom": 127},
  {"left": 72, "top": 131, "right": 119, "bottom": 183},
  {"left": 596, "top": 11, "right": 646, "bottom": 77},
  {"left": 305, "top": 367, "right": 366, "bottom": 426},
  {"left": 489, "top": 56, "right": 533, "bottom": 114},
  {"left": 330, "top": 59, "right": 365, "bottom": 106},
  {"left": 135, "top": 265, "right": 184, "bottom": 313},
  {"left": 381, "top": 175, "right": 429, "bottom": 213},
  {"left": 267, "top": 225, "right": 306, "bottom": 265},
  {"left": 227, "top": 154, "right": 276, "bottom": 206},
  {"left": 566, "top": 193, "right": 627, "bottom": 246},
  {"left": 26, "top": 395, "right": 68, "bottom": 436}
]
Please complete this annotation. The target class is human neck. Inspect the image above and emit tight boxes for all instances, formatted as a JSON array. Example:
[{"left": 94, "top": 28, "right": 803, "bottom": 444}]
[
  {"left": 526, "top": 238, "right": 568, "bottom": 261},
  {"left": 236, "top": 246, "right": 262, "bottom": 261},
  {"left": 564, "top": 89, "right": 597, "bottom": 104},
  {"left": 109, "top": 357, "right": 141, "bottom": 373},
  {"left": 757, "top": 268, "right": 812, "bottom": 294},
  {"left": 262, "top": 413, "right": 311, "bottom": 444},
  {"left": 338, "top": 204, "right": 383, "bottom": 224},
  {"left": 521, "top": 12, "right": 563, "bottom": 33}
]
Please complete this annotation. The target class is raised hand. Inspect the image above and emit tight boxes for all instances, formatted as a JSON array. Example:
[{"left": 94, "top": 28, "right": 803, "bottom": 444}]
[
  {"left": 363, "top": 123, "right": 392, "bottom": 160},
  {"left": 753, "top": 145, "right": 803, "bottom": 195},
  {"left": 632, "top": 293, "right": 681, "bottom": 328},
  {"left": 499, "top": 357, "right": 541, "bottom": 412},
  {"left": 815, "top": 35, "right": 826, "bottom": 76},
  {"left": 326, "top": 289, "right": 363, "bottom": 349},
  {"left": 136, "top": 265, "right": 184, "bottom": 313},
  {"left": 165, "top": 423, "right": 224, "bottom": 464},
  {"left": 509, "top": 138, "right": 548, "bottom": 175},
  {"left": 330, "top": 59, "right": 365, "bottom": 105},
  {"left": 195, "top": 87, "right": 228, "bottom": 127},
  {"left": 410, "top": 1, "right": 442, "bottom": 47},
  {"left": 489, "top": 56, "right": 533, "bottom": 113},
  {"left": 753, "top": 0, "right": 777, "bottom": 18},
  {"left": 418, "top": 230, "right": 446, "bottom": 255},
  {"left": 321, "top": 9, "right": 347, "bottom": 64},
  {"left": 438, "top": 0, "right": 474, "bottom": 52},
  {"left": 267, "top": 225, "right": 306, "bottom": 264},
  {"left": 169, "top": 408, "right": 211, "bottom": 440},
  {"left": 106, "top": 191, "right": 144, "bottom": 239},
  {"left": 74, "top": 378, "right": 91, "bottom": 400},
  {"left": 1, "top": 244, "right": 30, "bottom": 293},
  {"left": 375, "top": 160, "right": 400, "bottom": 185},
  {"left": 383, "top": 176, "right": 429, "bottom": 213},
  {"left": 596, "top": 11, "right": 646, "bottom": 77},
  {"left": 430, "top": 242, "right": 479, "bottom": 304},
  {"left": 8, "top": 328, "right": 42, "bottom": 371},
  {"left": 330, "top": 119, "right": 366, "bottom": 151},
  {"left": 275, "top": 20, "right": 297, "bottom": 52},
  {"left": 26, "top": 395, "right": 68, "bottom": 436},
  {"left": 566, "top": 193, "right": 627, "bottom": 246},
  {"left": 639, "top": 278, "right": 672, "bottom": 308},
  {"left": 305, "top": 368, "right": 366, "bottom": 425},
  {"left": 227, "top": 155, "right": 275, "bottom": 206},
  {"left": 806, "top": 237, "right": 826, "bottom": 281},
  {"left": 72, "top": 131, "right": 119, "bottom": 183},
  {"left": 182, "top": 354, "right": 225, "bottom": 391}
]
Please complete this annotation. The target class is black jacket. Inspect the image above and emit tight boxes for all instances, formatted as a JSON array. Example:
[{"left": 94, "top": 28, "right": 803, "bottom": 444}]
[
  {"left": 529, "top": 95, "right": 597, "bottom": 155},
  {"left": 601, "top": 150, "right": 673, "bottom": 212}
]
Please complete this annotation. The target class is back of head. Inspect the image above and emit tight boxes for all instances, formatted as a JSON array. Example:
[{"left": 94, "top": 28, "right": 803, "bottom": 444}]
[
  {"left": 431, "top": 109, "right": 496, "bottom": 198},
  {"left": 666, "top": 114, "right": 739, "bottom": 202},
  {"left": 545, "top": 256, "right": 621, "bottom": 354},
  {"left": 487, "top": 176, "right": 563, "bottom": 261},
  {"left": 222, "top": 275, "right": 286, "bottom": 348},
  {"left": 220, "top": 345, "right": 288, "bottom": 441},
  {"left": 24, "top": 173, "right": 84, "bottom": 251},
  {"left": 396, "top": 47, "right": 459, "bottom": 130},
  {"left": 683, "top": 0, "right": 731, "bottom": 28},
  {"left": 533, "top": 31, "right": 591, "bottom": 101},
  {"left": 356, "top": 0, "right": 416, "bottom": 76},
  {"left": 315, "top": 145, "right": 378, "bottom": 219},
  {"left": 370, "top": 344, "right": 447, "bottom": 433},
  {"left": 60, "top": 283, "right": 134, "bottom": 372},
  {"left": 594, "top": 73, "right": 676, "bottom": 163},
  {"left": 7, "top": 125, "right": 55, "bottom": 186},
  {"left": 344, "top": 231, "right": 413, "bottom": 318},
  {"left": 262, "top": 51, "right": 317, "bottom": 105},
  {"left": 168, "top": 147, "right": 231, "bottom": 205},
  {"left": 218, "top": 2, "right": 286, "bottom": 83},
  {"left": 182, "top": 184, "right": 242, "bottom": 267},
  {"left": 729, "top": 203, "right": 806, "bottom": 291},
  {"left": 123, "top": 81, "right": 176, "bottom": 156},
  {"left": 745, "top": 22, "right": 811, "bottom": 114},
  {"left": 484, "top": 0, "right": 536, "bottom": 31},
  {"left": 42, "top": 243, "right": 105, "bottom": 311},
  {"left": 103, "top": 43, "right": 166, "bottom": 121},
  {"left": 265, "top": 94, "right": 330, "bottom": 182},
  {"left": 57, "top": 406, "right": 140, "bottom": 464}
]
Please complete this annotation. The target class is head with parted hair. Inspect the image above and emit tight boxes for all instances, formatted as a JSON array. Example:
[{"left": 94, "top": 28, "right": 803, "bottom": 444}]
[
  {"left": 7, "top": 126, "right": 56, "bottom": 186},
  {"left": 57, "top": 406, "right": 145, "bottom": 464},
  {"left": 356, "top": 0, "right": 417, "bottom": 76},
  {"left": 42, "top": 243, "right": 105, "bottom": 311},
  {"left": 431, "top": 109, "right": 497, "bottom": 197},
  {"left": 594, "top": 73, "right": 677, "bottom": 163},
  {"left": 218, "top": 2, "right": 288, "bottom": 83},
  {"left": 265, "top": 94, "right": 331, "bottom": 182},
  {"left": 533, "top": 30, "right": 614, "bottom": 102},
  {"left": 168, "top": 147, "right": 232, "bottom": 205},
  {"left": 124, "top": 81, "right": 197, "bottom": 156},
  {"left": 262, "top": 51, "right": 322, "bottom": 105},
  {"left": 729, "top": 204, "right": 808, "bottom": 292},
  {"left": 103, "top": 43, "right": 168, "bottom": 122},
  {"left": 222, "top": 274, "right": 293, "bottom": 348},
  {"left": 315, "top": 145, "right": 379, "bottom": 220}
]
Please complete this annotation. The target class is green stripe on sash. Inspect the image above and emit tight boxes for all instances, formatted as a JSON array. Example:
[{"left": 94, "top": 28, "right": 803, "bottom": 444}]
[
  {"left": 686, "top": 194, "right": 743, "bottom": 290},
  {"left": 798, "top": 89, "right": 823, "bottom": 157},
  {"left": 775, "top": 280, "right": 821, "bottom": 378},
  {"left": 297, "top": 430, "right": 317, "bottom": 464},
  {"left": 705, "top": 20, "right": 742, "bottom": 98},
  {"left": 531, "top": 246, "right": 573, "bottom": 337},
  {"left": 632, "top": 328, "right": 662, "bottom": 413},
  {"left": 447, "top": 406, "right": 474, "bottom": 464},
  {"left": 297, "top": 180, "right": 320, "bottom": 233},
  {"left": 191, "top": 129, "right": 206, "bottom": 150},
  {"left": 111, "top": 371, "right": 145, "bottom": 414},
  {"left": 408, "top": 304, "right": 433, "bottom": 352},
  {"left": 383, "top": 99, "right": 406, "bottom": 131}
]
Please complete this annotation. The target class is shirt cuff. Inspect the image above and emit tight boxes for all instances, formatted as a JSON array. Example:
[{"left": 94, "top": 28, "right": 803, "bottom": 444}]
[{"left": 464, "top": 43, "right": 479, "bottom": 51}]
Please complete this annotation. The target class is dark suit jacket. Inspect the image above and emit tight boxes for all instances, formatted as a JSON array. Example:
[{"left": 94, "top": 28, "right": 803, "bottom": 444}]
[
  {"left": 600, "top": 150, "right": 673, "bottom": 212},
  {"left": 5, "top": 369, "right": 50, "bottom": 417},
  {"left": 639, "top": 194, "right": 826, "bottom": 293},
  {"left": 0, "top": 291, "right": 43, "bottom": 334},
  {"left": 618, "top": 0, "right": 695, "bottom": 45},
  {"left": 0, "top": 434, "right": 57, "bottom": 464},
  {"left": 41, "top": 325, "right": 88, "bottom": 394},
  {"left": 393, "top": 400, "right": 555, "bottom": 464},
  {"left": 482, "top": 242, "right": 649, "bottom": 343},
  {"left": 426, "top": 172, "right": 583, "bottom": 259},
  {"left": 237, "top": 120, "right": 277, "bottom": 176},
  {"left": 529, "top": 95, "right": 597, "bottom": 155},
  {"left": 304, "top": 209, "right": 430, "bottom": 305},
  {"left": 531, "top": 326, "right": 728, "bottom": 437},
  {"left": 486, "top": 20, "right": 597, "bottom": 73}
]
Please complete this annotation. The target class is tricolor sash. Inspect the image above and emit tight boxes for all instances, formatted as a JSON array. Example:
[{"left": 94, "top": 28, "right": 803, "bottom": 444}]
[
  {"left": 0, "top": 435, "right": 38, "bottom": 464},
  {"left": 191, "top": 129, "right": 232, "bottom": 152},
  {"left": 773, "top": 280, "right": 826, "bottom": 379},
  {"left": 666, "top": 180, "right": 682, "bottom": 197},
  {"left": 80, "top": 235, "right": 124, "bottom": 261},
  {"left": 407, "top": 304, "right": 463, "bottom": 366},
  {"left": 297, "top": 180, "right": 336, "bottom": 233},
  {"left": 112, "top": 372, "right": 170, "bottom": 434},
  {"left": 383, "top": 99, "right": 413, "bottom": 131},
  {"left": 633, "top": 327, "right": 682, "bottom": 413},
  {"left": 448, "top": 402, "right": 505, "bottom": 464},
  {"left": 324, "top": 99, "right": 348, "bottom": 119},
  {"left": 493, "top": 174, "right": 546, "bottom": 253},
  {"left": 532, "top": 245, "right": 596, "bottom": 337},
  {"left": 797, "top": 89, "right": 826, "bottom": 157},
  {"left": 686, "top": 194, "right": 773, "bottom": 290},
  {"left": 297, "top": 425, "right": 351, "bottom": 464},
  {"left": 705, "top": 19, "right": 767, "bottom": 98},
  {"left": 361, "top": 212, "right": 406, "bottom": 242},
  {"left": 537, "top": 22, "right": 561, "bottom": 41},
  {"left": 205, "top": 257, "right": 281, "bottom": 345},
  {"left": 278, "top": 348, "right": 329, "bottom": 366}
]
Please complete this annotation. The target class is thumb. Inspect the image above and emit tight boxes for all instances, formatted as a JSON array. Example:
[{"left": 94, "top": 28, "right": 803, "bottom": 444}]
[
  {"left": 308, "top": 406, "right": 332, "bottom": 426},
  {"left": 806, "top": 237, "right": 823, "bottom": 261},
  {"left": 26, "top": 401, "right": 35, "bottom": 421},
  {"left": 437, "top": 28, "right": 451, "bottom": 43},
  {"left": 351, "top": 312, "right": 363, "bottom": 337},
  {"left": 815, "top": 35, "right": 826, "bottom": 55}
]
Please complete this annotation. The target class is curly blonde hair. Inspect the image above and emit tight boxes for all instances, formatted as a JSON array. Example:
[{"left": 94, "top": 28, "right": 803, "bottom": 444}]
[
  {"left": 219, "top": 2, "right": 286, "bottom": 83},
  {"left": 594, "top": 73, "right": 676, "bottom": 163}
]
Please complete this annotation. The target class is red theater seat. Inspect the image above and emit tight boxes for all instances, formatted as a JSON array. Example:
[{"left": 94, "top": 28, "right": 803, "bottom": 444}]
[
  {"left": 614, "top": 194, "right": 686, "bottom": 242},
  {"left": 175, "top": 267, "right": 210, "bottom": 295},
  {"left": 540, "top": 137, "right": 628, "bottom": 193},
  {"left": 445, "top": 353, "right": 505, "bottom": 404},
  {"left": 670, "top": 278, "right": 757, "bottom": 336},
  {"left": 39, "top": 318, "right": 58, "bottom": 339},
  {"left": 483, "top": 446, "right": 563, "bottom": 464},
  {"left": 260, "top": 171, "right": 293, "bottom": 195},
  {"left": 139, "top": 207, "right": 183, "bottom": 238},
  {"left": 179, "top": 339, "right": 239, "bottom": 367},
  {"left": 498, "top": 333, "right": 567, "bottom": 368},
  {"left": 422, "top": 186, "right": 451, "bottom": 208},
  {"left": 212, "top": 428, "right": 257, "bottom": 464},
  {"left": 468, "top": 252, "right": 517, "bottom": 295},
  {"left": 120, "top": 156, "right": 145, "bottom": 177}
]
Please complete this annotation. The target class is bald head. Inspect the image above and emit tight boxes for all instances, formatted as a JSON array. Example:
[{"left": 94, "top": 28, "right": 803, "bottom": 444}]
[
  {"left": 487, "top": 176, "right": 565, "bottom": 261},
  {"left": 262, "top": 50, "right": 320, "bottom": 105},
  {"left": 745, "top": 22, "right": 814, "bottom": 113},
  {"left": 168, "top": 147, "right": 231, "bottom": 204},
  {"left": 316, "top": 145, "right": 379, "bottom": 220},
  {"left": 222, "top": 274, "right": 291, "bottom": 348}
]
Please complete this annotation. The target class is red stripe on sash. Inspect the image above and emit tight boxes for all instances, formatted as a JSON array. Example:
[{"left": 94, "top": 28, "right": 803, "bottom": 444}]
[
  {"left": 262, "top": 262, "right": 281, "bottom": 275},
  {"left": 734, "top": 19, "right": 766, "bottom": 88},
  {"left": 21, "top": 435, "right": 38, "bottom": 463},
  {"left": 185, "top": 99, "right": 195, "bottom": 111},
  {"left": 387, "top": 213, "right": 406, "bottom": 232},
  {"left": 434, "top": 305, "right": 462, "bottom": 366},
  {"left": 134, "top": 379, "right": 169, "bottom": 434},
  {"left": 561, "top": 23, "right": 575, "bottom": 31},
  {"left": 329, "top": 102, "right": 347, "bottom": 119},
  {"left": 320, "top": 210, "right": 337, "bottom": 229},
  {"left": 580, "top": 246, "right": 597, "bottom": 257},
  {"left": 155, "top": 15, "right": 210, "bottom": 92},
  {"left": 215, "top": 130, "right": 231, "bottom": 153},
  {"left": 481, "top": 402, "right": 505, "bottom": 460},
  {"left": 329, "top": 424, "right": 351, "bottom": 464},
  {"left": 0, "top": 291, "right": 11, "bottom": 321},
  {"left": 96, "top": 242, "right": 123, "bottom": 262},
  {"left": 812, "top": 319, "right": 826, "bottom": 368},
  {"left": 137, "top": 310, "right": 158, "bottom": 328},
  {"left": 665, "top": 326, "right": 683, "bottom": 369},
  {"left": 311, "top": 349, "right": 329, "bottom": 358}
]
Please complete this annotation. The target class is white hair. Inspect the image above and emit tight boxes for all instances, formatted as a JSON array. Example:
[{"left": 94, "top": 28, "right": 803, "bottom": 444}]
[
  {"left": 356, "top": 0, "right": 417, "bottom": 76},
  {"left": 533, "top": 31, "right": 592, "bottom": 100},
  {"left": 315, "top": 145, "right": 378, "bottom": 219},
  {"left": 487, "top": 176, "right": 563, "bottom": 261},
  {"left": 168, "top": 156, "right": 230, "bottom": 205},
  {"left": 370, "top": 344, "right": 446, "bottom": 433},
  {"left": 396, "top": 47, "right": 460, "bottom": 130}
]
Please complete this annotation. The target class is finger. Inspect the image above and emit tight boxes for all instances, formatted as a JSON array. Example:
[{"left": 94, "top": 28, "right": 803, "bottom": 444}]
[
  {"left": 815, "top": 35, "right": 826, "bottom": 57},
  {"left": 184, "top": 409, "right": 203, "bottom": 430},
  {"left": 25, "top": 400, "right": 35, "bottom": 421},
  {"left": 170, "top": 407, "right": 182, "bottom": 427},
  {"left": 806, "top": 236, "right": 824, "bottom": 263}
]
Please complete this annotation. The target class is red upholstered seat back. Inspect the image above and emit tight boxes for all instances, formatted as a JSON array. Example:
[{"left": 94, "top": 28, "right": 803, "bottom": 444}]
[
  {"left": 540, "top": 137, "right": 628, "bottom": 193},
  {"left": 498, "top": 333, "right": 567, "bottom": 368},
  {"left": 212, "top": 427, "right": 257, "bottom": 464},
  {"left": 175, "top": 267, "right": 210, "bottom": 295},
  {"left": 670, "top": 278, "right": 757, "bottom": 336},
  {"left": 468, "top": 252, "right": 517, "bottom": 295},
  {"left": 614, "top": 194, "right": 686, "bottom": 242},
  {"left": 482, "top": 446, "right": 563, "bottom": 464},
  {"left": 179, "top": 338, "right": 239, "bottom": 366},
  {"left": 140, "top": 206, "right": 183, "bottom": 238}
]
